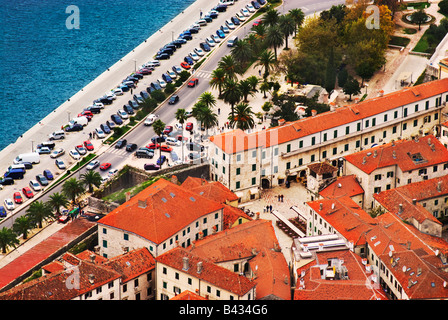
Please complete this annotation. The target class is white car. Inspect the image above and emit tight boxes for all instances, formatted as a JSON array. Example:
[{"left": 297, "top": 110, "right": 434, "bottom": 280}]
[
  {"left": 172, "top": 65, "right": 183, "bottom": 74},
  {"left": 50, "top": 148, "right": 65, "bottom": 158},
  {"left": 167, "top": 70, "right": 177, "bottom": 79},
  {"left": 86, "top": 160, "right": 100, "bottom": 170},
  {"left": 94, "top": 102, "right": 104, "bottom": 108},
  {"left": 236, "top": 12, "right": 246, "bottom": 21},
  {"left": 55, "top": 159, "right": 66, "bottom": 169},
  {"left": 241, "top": 8, "right": 250, "bottom": 16},
  {"left": 194, "top": 47, "right": 205, "bottom": 56},
  {"left": 226, "top": 20, "right": 236, "bottom": 30},
  {"left": 144, "top": 114, "right": 158, "bottom": 126},
  {"left": 221, "top": 25, "right": 230, "bottom": 33},
  {"left": 108, "top": 169, "right": 119, "bottom": 177},
  {"left": 69, "top": 149, "right": 81, "bottom": 160},
  {"left": 190, "top": 22, "right": 200, "bottom": 29},
  {"left": 189, "top": 52, "right": 200, "bottom": 61},
  {"left": 95, "top": 127, "right": 106, "bottom": 139},
  {"left": 29, "top": 180, "right": 42, "bottom": 191},
  {"left": 117, "top": 109, "right": 129, "bottom": 119},
  {"left": 206, "top": 37, "right": 216, "bottom": 47},
  {"left": 174, "top": 123, "right": 183, "bottom": 131},
  {"left": 211, "top": 34, "right": 221, "bottom": 43},
  {"left": 113, "top": 88, "right": 124, "bottom": 96},
  {"left": 105, "top": 92, "right": 116, "bottom": 100},
  {"left": 158, "top": 79, "right": 167, "bottom": 88},
  {"left": 147, "top": 60, "right": 160, "bottom": 67},
  {"left": 246, "top": 4, "right": 255, "bottom": 13},
  {"left": 4, "top": 198, "right": 14, "bottom": 211}
]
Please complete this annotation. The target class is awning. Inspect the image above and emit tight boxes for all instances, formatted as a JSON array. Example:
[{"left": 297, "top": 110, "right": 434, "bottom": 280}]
[
  {"left": 249, "top": 187, "right": 259, "bottom": 195},
  {"left": 278, "top": 174, "right": 286, "bottom": 180},
  {"left": 235, "top": 191, "right": 244, "bottom": 198}
]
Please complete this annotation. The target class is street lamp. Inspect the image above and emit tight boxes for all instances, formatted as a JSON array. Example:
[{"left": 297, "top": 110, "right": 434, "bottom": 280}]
[{"left": 133, "top": 59, "right": 137, "bottom": 72}]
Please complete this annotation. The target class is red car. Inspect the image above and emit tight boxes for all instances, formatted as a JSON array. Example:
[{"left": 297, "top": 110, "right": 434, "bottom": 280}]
[
  {"left": 185, "top": 122, "right": 193, "bottom": 131},
  {"left": 163, "top": 126, "right": 173, "bottom": 135},
  {"left": 139, "top": 68, "right": 152, "bottom": 75},
  {"left": 100, "top": 163, "right": 111, "bottom": 171},
  {"left": 13, "top": 192, "right": 23, "bottom": 204},
  {"left": 84, "top": 140, "right": 94, "bottom": 151},
  {"left": 253, "top": 19, "right": 262, "bottom": 27},
  {"left": 188, "top": 78, "right": 199, "bottom": 87},
  {"left": 160, "top": 145, "right": 173, "bottom": 152},
  {"left": 147, "top": 143, "right": 160, "bottom": 149},
  {"left": 78, "top": 110, "right": 93, "bottom": 121},
  {"left": 22, "top": 187, "right": 34, "bottom": 199},
  {"left": 180, "top": 62, "right": 191, "bottom": 70}
]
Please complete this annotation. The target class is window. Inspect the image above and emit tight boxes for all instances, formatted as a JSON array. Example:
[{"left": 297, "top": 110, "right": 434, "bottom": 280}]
[
  {"left": 252, "top": 164, "right": 256, "bottom": 171},
  {"left": 392, "top": 126, "right": 397, "bottom": 134},
  {"left": 403, "top": 123, "right": 407, "bottom": 131},
  {"left": 236, "top": 168, "right": 240, "bottom": 175},
  {"left": 163, "top": 267, "right": 167, "bottom": 274},
  {"left": 222, "top": 167, "right": 225, "bottom": 174},
  {"left": 357, "top": 123, "right": 361, "bottom": 131},
  {"left": 286, "top": 162, "right": 291, "bottom": 170},
  {"left": 384, "top": 114, "right": 388, "bottom": 122},
  {"left": 251, "top": 177, "right": 256, "bottom": 185},
  {"left": 387, "top": 171, "right": 394, "bottom": 178},
  {"left": 365, "top": 120, "right": 370, "bottom": 128},
  {"left": 383, "top": 131, "right": 387, "bottom": 139},
  {"left": 433, "top": 165, "right": 438, "bottom": 172},
  {"left": 415, "top": 104, "right": 419, "bottom": 112},
  {"left": 274, "top": 148, "right": 278, "bottom": 156},
  {"left": 394, "top": 111, "right": 398, "bottom": 119},
  {"left": 404, "top": 108, "right": 408, "bottom": 117},
  {"left": 124, "top": 233, "right": 129, "bottom": 241},
  {"left": 311, "top": 137, "right": 316, "bottom": 145},
  {"left": 333, "top": 130, "right": 338, "bottom": 138},
  {"left": 372, "top": 118, "right": 376, "bottom": 126},
  {"left": 234, "top": 264, "right": 239, "bottom": 272},
  {"left": 217, "top": 290, "right": 221, "bottom": 297},
  {"left": 298, "top": 158, "right": 303, "bottom": 166},
  {"left": 103, "top": 240, "right": 107, "bottom": 248},
  {"left": 102, "top": 228, "right": 107, "bottom": 234},
  {"left": 274, "top": 166, "right": 278, "bottom": 173},
  {"left": 252, "top": 150, "right": 256, "bottom": 158},
  {"left": 346, "top": 126, "right": 350, "bottom": 135},
  {"left": 374, "top": 174, "right": 382, "bottom": 181},
  {"left": 175, "top": 272, "right": 179, "bottom": 280},
  {"left": 364, "top": 137, "right": 368, "bottom": 146},
  {"left": 188, "top": 278, "right": 192, "bottom": 285},
  {"left": 356, "top": 140, "right": 360, "bottom": 148},
  {"left": 215, "top": 212, "right": 219, "bottom": 219},
  {"left": 323, "top": 133, "right": 327, "bottom": 142},
  {"left": 311, "top": 154, "right": 315, "bottom": 162},
  {"left": 332, "top": 147, "right": 337, "bottom": 155},
  {"left": 236, "top": 154, "right": 241, "bottom": 162},
  {"left": 135, "top": 278, "right": 139, "bottom": 287},
  {"left": 418, "top": 168, "right": 427, "bottom": 175},
  {"left": 299, "top": 140, "right": 303, "bottom": 148},
  {"left": 371, "top": 136, "right": 375, "bottom": 143},
  {"left": 344, "top": 144, "right": 349, "bottom": 151},
  {"left": 374, "top": 187, "right": 381, "bottom": 194},
  {"left": 236, "top": 181, "right": 240, "bottom": 189},
  {"left": 435, "top": 112, "right": 439, "bottom": 120},
  {"left": 322, "top": 150, "right": 327, "bottom": 158},
  {"left": 287, "top": 144, "right": 291, "bottom": 152},
  {"left": 414, "top": 119, "right": 418, "bottom": 127}
]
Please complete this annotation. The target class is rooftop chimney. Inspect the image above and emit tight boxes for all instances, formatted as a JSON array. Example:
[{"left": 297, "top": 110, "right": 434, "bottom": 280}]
[
  {"left": 89, "top": 254, "right": 96, "bottom": 264},
  {"left": 392, "top": 150, "right": 396, "bottom": 159},
  {"left": 398, "top": 203, "right": 403, "bottom": 214},
  {"left": 125, "top": 192, "right": 131, "bottom": 202},
  {"left": 311, "top": 109, "right": 317, "bottom": 117},
  {"left": 182, "top": 257, "right": 189, "bottom": 271},
  {"left": 362, "top": 156, "right": 367, "bottom": 164},
  {"left": 197, "top": 261, "right": 203, "bottom": 274},
  {"left": 88, "top": 274, "right": 95, "bottom": 284},
  {"left": 278, "top": 119, "right": 286, "bottom": 126},
  {"left": 437, "top": 181, "right": 442, "bottom": 192},
  {"left": 378, "top": 90, "right": 384, "bottom": 97},
  {"left": 319, "top": 203, "right": 323, "bottom": 211},
  {"left": 138, "top": 199, "right": 146, "bottom": 209}
]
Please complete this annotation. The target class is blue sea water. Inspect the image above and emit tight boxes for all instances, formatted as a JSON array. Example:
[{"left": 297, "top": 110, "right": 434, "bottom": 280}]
[{"left": 0, "top": 0, "right": 195, "bottom": 151}]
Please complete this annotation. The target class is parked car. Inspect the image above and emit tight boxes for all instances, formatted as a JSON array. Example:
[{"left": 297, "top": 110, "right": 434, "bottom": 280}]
[
  {"left": 186, "top": 142, "right": 205, "bottom": 151},
  {"left": 22, "top": 187, "right": 34, "bottom": 198},
  {"left": 163, "top": 126, "right": 173, "bottom": 135},
  {"left": 13, "top": 192, "right": 23, "bottom": 204},
  {"left": 186, "top": 122, "right": 194, "bottom": 131},
  {"left": 211, "top": 34, "right": 221, "bottom": 43},
  {"left": 111, "top": 114, "right": 123, "bottom": 125},
  {"left": 147, "top": 143, "right": 160, "bottom": 150},
  {"left": 100, "top": 123, "right": 111, "bottom": 134},
  {"left": 246, "top": 4, "right": 256, "bottom": 12},
  {"left": 65, "top": 123, "right": 83, "bottom": 132},
  {"left": 172, "top": 65, "right": 183, "bottom": 74},
  {"left": 135, "top": 148, "right": 154, "bottom": 159},
  {"left": 165, "top": 137, "right": 179, "bottom": 146},
  {"left": 117, "top": 109, "right": 129, "bottom": 120},
  {"left": 206, "top": 37, "right": 216, "bottom": 47},
  {"left": 3, "top": 198, "right": 14, "bottom": 211},
  {"left": 144, "top": 114, "right": 158, "bottom": 126},
  {"left": 189, "top": 52, "right": 200, "bottom": 61},
  {"left": 180, "top": 61, "right": 191, "bottom": 70},
  {"left": 43, "top": 169, "right": 54, "bottom": 180},
  {"left": 161, "top": 145, "right": 173, "bottom": 152},
  {"left": 158, "top": 79, "right": 167, "bottom": 88},
  {"left": 36, "top": 174, "right": 49, "bottom": 186},
  {"left": 200, "top": 42, "right": 211, "bottom": 52},
  {"left": 194, "top": 47, "right": 205, "bottom": 56},
  {"left": 69, "top": 149, "right": 81, "bottom": 160},
  {"left": 0, "top": 206, "right": 6, "bottom": 217},
  {"left": 50, "top": 148, "right": 65, "bottom": 159},
  {"left": 100, "top": 163, "right": 111, "bottom": 171},
  {"left": 95, "top": 127, "right": 106, "bottom": 139},
  {"left": 75, "top": 145, "right": 87, "bottom": 155},
  {"left": 36, "top": 146, "right": 51, "bottom": 155},
  {"left": 55, "top": 159, "right": 66, "bottom": 170},
  {"left": 157, "top": 155, "right": 167, "bottom": 165},
  {"left": 166, "top": 70, "right": 177, "bottom": 79},
  {"left": 123, "top": 104, "right": 135, "bottom": 115},
  {"left": 144, "top": 163, "right": 160, "bottom": 171},
  {"left": 184, "top": 56, "right": 194, "bottom": 65},
  {"left": 253, "top": 18, "right": 262, "bottom": 27},
  {"left": 84, "top": 140, "right": 94, "bottom": 151},
  {"left": 216, "top": 29, "right": 226, "bottom": 38}
]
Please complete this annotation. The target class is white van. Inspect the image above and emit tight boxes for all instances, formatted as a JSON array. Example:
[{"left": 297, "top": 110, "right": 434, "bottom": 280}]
[
  {"left": 227, "top": 36, "right": 238, "bottom": 47},
  {"left": 219, "top": 0, "right": 234, "bottom": 5},
  {"left": 69, "top": 116, "right": 88, "bottom": 127},
  {"left": 13, "top": 152, "right": 40, "bottom": 165},
  {"left": 49, "top": 130, "right": 66, "bottom": 140}
]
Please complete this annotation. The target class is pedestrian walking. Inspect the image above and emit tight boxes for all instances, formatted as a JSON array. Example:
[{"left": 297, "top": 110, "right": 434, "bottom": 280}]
[
  {"left": 259, "top": 69, "right": 262, "bottom": 76},
  {"left": 89, "top": 132, "right": 92, "bottom": 139},
  {"left": 218, "top": 108, "right": 220, "bottom": 115},
  {"left": 269, "top": 205, "right": 272, "bottom": 212}
]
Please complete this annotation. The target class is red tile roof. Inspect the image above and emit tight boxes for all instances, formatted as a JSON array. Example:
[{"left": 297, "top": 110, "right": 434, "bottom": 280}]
[
  {"left": 294, "top": 249, "right": 388, "bottom": 300},
  {"left": 319, "top": 175, "right": 364, "bottom": 199},
  {"left": 307, "top": 197, "right": 377, "bottom": 246},
  {"left": 344, "top": 135, "right": 448, "bottom": 174},
  {"left": 170, "top": 290, "right": 207, "bottom": 300},
  {"left": 186, "top": 220, "right": 290, "bottom": 300},
  {"left": 104, "top": 248, "right": 155, "bottom": 283},
  {"left": 98, "top": 179, "right": 224, "bottom": 244},
  {"left": 182, "top": 177, "right": 239, "bottom": 203},
  {"left": 156, "top": 247, "right": 256, "bottom": 297},
  {"left": 211, "top": 78, "right": 448, "bottom": 154}
]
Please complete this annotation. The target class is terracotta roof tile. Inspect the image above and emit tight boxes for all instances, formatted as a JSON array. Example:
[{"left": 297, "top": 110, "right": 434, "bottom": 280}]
[
  {"left": 319, "top": 175, "right": 364, "bottom": 199},
  {"left": 104, "top": 248, "right": 155, "bottom": 283}
]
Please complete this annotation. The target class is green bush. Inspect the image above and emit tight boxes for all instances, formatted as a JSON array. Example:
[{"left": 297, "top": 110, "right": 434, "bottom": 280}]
[
  {"left": 150, "top": 90, "right": 166, "bottom": 103},
  {"left": 164, "top": 83, "right": 176, "bottom": 95},
  {"left": 179, "top": 71, "right": 191, "bottom": 82}
]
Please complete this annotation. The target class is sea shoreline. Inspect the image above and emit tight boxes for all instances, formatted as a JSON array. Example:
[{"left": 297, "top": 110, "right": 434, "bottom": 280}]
[{"left": 0, "top": 0, "right": 214, "bottom": 172}]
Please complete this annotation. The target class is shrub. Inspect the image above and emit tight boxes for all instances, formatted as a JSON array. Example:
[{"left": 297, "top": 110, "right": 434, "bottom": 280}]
[
  {"left": 150, "top": 90, "right": 166, "bottom": 103},
  {"left": 164, "top": 83, "right": 176, "bottom": 95}
]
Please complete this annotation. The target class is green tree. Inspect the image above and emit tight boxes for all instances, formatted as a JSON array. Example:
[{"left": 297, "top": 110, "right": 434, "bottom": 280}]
[
  {"left": 218, "top": 55, "right": 238, "bottom": 80},
  {"left": 255, "top": 50, "right": 276, "bottom": 80},
  {"left": 198, "top": 92, "right": 217, "bottom": 109},
  {"left": 279, "top": 14, "right": 296, "bottom": 50},
  {"left": 199, "top": 106, "right": 219, "bottom": 135},
  {"left": 288, "top": 8, "right": 305, "bottom": 37},
  {"left": 48, "top": 192, "right": 69, "bottom": 217},
  {"left": 246, "top": 75, "right": 259, "bottom": 92},
  {"left": 13, "top": 216, "right": 34, "bottom": 240},
  {"left": 230, "top": 39, "right": 253, "bottom": 69},
  {"left": 0, "top": 227, "right": 19, "bottom": 254},
  {"left": 62, "top": 178, "right": 85, "bottom": 205},
  {"left": 238, "top": 79, "right": 256, "bottom": 102},
  {"left": 152, "top": 119, "right": 166, "bottom": 168},
  {"left": 260, "top": 81, "right": 272, "bottom": 99},
  {"left": 80, "top": 170, "right": 102, "bottom": 193},
  {"left": 228, "top": 103, "right": 256, "bottom": 130},
  {"left": 221, "top": 78, "right": 241, "bottom": 118},
  {"left": 343, "top": 76, "right": 361, "bottom": 101},
  {"left": 262, "top": 8, "right": 280, "bottom": 27},
  {"left": 410, "top": 9, "right": 428, "bottom": 30},
  {"left": 337, "top": 68, "right": 349, "bottom": 88},
  {"left": 209, "top": 68, "right": 227, "bottom": 97},
  {"left": 175, "top": 108, "right": 188, "bottom": 162},
  {"left": 26, "top": 200, "right": 53, "bottom": 229},
  {"left": 265, "top": 25, "right": 284, "bottom": 59}
]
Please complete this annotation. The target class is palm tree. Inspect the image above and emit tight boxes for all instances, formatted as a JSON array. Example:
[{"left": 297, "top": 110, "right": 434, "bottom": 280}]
[
  {"left": 13, "top": 216, "right": 34, "bottom": 240},
  {"left": 288, "top": 8, "right": 305, "bottom": 37},
  {"left": 265, "top": 25, "right": 284, "bottom": 59},
  {"left": 26, "top": 200, "right": 53, "bottom": 229},
  {"left": 221, "top": 78, "right": 241, "bottom": 118},
  {"left": 279, "top": 14, "right": 296, "bottom": 50},
  {"left": 199, "top": 106, "right": 219, "bottom": 135},
  {"left": 228, "top": 103, "right": 256, "bottom": 130},
  {"left": 80, "top": 170, "right": 102, "bottom": 193},
  {"left": 255, "top": 50, "right": 276, "bottom": 80},
  {"left": 209, "top": 68, "right": 226, "bottom": 98},
  {"left": 48, "top": 192, "right": 69, "bottom": 217},
  {"left": 198, "top": 92, "right": 217, "bottom": 109},
  {"left": 263, "top": 8, "right": 280, "bottom": 27},
  {"left": 260, "top": 81, "right": 272, "bottom": 99},
  {"left": 153, "top": 119, "right": 166, "bottom": 168},
  {"left": 230, "top": 39, "right": 253, "bottom": 69},
  {"left": 238, "top": 79, "right": 256, "bottom": 102},
  {"left": 218, "top": 55, "right": 238, "bottom": 80},
  {"left": 0, "top": 227, "right": 19, "bottom": 254},
  {"left": 175, "top": 108, "right": 188, "bottom": 162},
  {"left": 62, "top": 177, "right": 85, "bottom": 205},
  {"left": 246, "top": 75, "right": 259, "bottom": 92}
]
